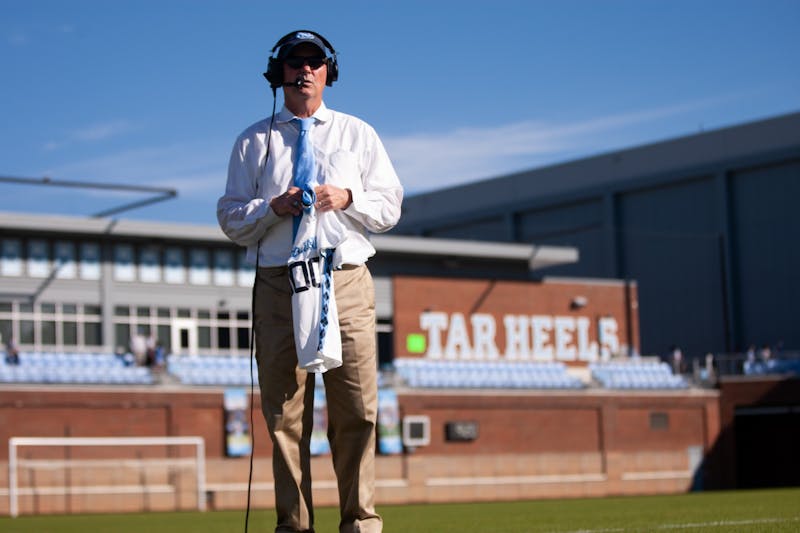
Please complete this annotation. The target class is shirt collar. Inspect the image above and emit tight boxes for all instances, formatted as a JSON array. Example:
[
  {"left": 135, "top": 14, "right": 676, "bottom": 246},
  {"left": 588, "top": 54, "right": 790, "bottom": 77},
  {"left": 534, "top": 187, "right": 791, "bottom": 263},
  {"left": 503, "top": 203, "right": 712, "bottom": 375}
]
[{"left": 276, "top": 101, "right": 332, "bottom": 125}]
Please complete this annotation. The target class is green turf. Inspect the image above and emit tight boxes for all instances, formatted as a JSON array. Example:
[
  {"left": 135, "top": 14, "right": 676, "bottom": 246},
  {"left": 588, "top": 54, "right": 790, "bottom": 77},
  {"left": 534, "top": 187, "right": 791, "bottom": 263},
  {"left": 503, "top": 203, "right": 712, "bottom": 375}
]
[{"left": 1, "top": 488, "right": 798, "bottom": 533}]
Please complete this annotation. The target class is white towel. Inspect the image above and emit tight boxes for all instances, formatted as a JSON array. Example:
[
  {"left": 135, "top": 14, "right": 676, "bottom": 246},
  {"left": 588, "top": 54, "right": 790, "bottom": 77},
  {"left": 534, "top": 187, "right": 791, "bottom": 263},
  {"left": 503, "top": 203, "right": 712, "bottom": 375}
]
[{"left": 288, "top": 204, "right": 346, "bottom": 373}]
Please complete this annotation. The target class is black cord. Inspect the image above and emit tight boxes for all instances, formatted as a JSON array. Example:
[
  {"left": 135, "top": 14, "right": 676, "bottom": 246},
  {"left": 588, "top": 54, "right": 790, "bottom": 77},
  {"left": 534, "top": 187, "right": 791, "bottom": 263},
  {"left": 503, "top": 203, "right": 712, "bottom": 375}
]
[{"left": 244, "top": 89, "right": 278, "bottom": 533}]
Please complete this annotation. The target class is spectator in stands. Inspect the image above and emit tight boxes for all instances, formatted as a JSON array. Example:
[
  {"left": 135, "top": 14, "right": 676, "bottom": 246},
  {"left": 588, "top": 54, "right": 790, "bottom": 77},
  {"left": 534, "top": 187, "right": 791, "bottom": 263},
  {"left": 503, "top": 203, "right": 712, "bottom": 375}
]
[
  {"left": 670, "top": 345, "right": 684, "bottom": 374},
  {"left": 4, "top": 337, "right": 20, "bottom": 365},
  {"left": 130, "top": 334, "right": 147, "bottom": 366}
]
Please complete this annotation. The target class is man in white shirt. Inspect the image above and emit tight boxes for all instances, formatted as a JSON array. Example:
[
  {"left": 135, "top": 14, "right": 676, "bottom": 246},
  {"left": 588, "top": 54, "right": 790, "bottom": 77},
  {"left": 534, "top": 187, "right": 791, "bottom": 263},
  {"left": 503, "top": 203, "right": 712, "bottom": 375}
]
[{"left": 217, "top": 30, "right": 402, "bottom": 533}]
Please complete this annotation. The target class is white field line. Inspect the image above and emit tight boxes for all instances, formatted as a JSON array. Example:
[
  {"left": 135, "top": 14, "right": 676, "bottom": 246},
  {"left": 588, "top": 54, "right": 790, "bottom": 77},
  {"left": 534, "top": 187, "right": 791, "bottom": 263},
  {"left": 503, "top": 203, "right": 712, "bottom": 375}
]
[{"left": 561, "top": 516, "right": 800, "bottom": 533}]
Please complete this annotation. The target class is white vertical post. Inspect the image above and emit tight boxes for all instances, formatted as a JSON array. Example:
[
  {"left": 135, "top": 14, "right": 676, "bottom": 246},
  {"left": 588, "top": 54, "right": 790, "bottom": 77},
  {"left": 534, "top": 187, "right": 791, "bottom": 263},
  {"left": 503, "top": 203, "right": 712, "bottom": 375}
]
[
  {"left": 196, "top": 437, "right": 206, "bottom": 511},
  {"left": 9, "top": 437, "right": 18, "bottom": 518}
]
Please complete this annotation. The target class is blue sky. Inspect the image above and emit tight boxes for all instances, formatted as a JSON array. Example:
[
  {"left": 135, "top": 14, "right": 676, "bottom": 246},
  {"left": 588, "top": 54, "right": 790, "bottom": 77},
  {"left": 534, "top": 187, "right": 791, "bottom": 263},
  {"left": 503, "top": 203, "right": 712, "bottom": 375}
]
[{"left": 1, "top": 1, "right": 798, "bottom": 226}]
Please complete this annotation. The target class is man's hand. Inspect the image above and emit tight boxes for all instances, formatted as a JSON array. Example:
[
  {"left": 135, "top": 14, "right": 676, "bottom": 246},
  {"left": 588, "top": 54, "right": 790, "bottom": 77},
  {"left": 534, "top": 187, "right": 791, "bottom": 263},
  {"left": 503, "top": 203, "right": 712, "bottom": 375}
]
[
  {"left": 314, "top": 184, "right": 352, "bottom": 212},
  {"left": 269, "top": 186, "right": 304, "bottom": 217}
]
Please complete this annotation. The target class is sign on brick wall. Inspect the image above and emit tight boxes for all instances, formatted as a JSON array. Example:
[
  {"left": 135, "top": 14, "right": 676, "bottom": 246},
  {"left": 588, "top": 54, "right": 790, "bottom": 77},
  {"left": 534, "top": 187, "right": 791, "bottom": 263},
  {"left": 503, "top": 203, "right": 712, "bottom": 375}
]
[{"left": 393, "top": 276, "right": 639, "bottom": 365}]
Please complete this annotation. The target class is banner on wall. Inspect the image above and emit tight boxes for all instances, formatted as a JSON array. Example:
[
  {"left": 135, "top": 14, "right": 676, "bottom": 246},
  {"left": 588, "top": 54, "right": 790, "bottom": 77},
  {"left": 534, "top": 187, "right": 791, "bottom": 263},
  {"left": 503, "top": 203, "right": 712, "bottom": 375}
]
[
  {"left": 223, "top": 388, "right": 252, "bottom": 457},
  {"left": 377, "top": 388, "right": 403, "bottom": 455}
]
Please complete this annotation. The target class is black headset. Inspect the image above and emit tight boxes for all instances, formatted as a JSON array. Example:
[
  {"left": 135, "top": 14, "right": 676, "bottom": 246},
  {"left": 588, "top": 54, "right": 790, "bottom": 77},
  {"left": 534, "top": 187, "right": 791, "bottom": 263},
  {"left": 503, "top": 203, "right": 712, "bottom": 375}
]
[{"left": 263, "top": 30, "right": 339, "bottom": 89}]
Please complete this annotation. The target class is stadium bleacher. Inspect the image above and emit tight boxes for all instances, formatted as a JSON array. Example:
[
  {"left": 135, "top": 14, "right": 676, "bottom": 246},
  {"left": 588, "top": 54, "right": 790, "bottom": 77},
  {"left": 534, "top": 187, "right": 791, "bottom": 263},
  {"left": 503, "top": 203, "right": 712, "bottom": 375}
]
[
  {"left": 166, "top": 354, "right": 258, "bottom": 386},
  {"left": 0, "top": 352, "right": 697, "bottom": 390},
  {"left": 589, "top": 360, "right": 688, "bottom": 389},
  {"left": 393, "top": 358, "right": 584, "bottom": 390},
  {"left": 0, "top": 351, "right": 154, "bottom": 385}
]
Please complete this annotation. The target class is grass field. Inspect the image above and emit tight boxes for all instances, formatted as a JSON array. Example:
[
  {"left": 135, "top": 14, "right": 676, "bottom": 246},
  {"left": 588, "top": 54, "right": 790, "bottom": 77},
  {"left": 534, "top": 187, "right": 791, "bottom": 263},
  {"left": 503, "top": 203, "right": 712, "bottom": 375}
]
[{"left": 1, "top": 488, "right": 798, "bottom": 533}]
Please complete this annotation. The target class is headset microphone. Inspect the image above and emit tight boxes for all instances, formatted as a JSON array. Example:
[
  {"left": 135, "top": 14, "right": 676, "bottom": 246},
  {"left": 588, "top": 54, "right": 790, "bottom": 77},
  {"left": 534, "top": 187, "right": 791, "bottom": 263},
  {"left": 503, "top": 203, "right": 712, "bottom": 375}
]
[{"left": 283, "top": 78, "right": 304, "bottom": 88}]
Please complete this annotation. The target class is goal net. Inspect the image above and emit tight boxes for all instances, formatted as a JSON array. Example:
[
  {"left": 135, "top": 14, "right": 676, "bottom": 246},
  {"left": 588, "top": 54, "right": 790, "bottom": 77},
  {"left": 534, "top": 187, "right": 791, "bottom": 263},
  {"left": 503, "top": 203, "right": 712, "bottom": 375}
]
[{"left": 8, "top": 436, "right": 206, "bottom": 517}]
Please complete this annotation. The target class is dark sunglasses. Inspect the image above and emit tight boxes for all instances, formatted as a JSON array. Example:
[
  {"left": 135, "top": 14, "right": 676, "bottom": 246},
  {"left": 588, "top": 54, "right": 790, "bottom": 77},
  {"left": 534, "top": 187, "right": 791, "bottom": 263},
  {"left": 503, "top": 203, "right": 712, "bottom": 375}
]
[{"left": 284, "top": 56, "right": 327, "bottom": 69}]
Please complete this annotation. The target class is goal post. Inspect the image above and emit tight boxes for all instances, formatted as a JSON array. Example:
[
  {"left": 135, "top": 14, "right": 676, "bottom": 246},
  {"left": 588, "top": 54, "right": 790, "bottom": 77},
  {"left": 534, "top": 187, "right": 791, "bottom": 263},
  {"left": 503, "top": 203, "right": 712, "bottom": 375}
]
[{"left": 8, "top": 436, "right": 206, "bottom": 518}]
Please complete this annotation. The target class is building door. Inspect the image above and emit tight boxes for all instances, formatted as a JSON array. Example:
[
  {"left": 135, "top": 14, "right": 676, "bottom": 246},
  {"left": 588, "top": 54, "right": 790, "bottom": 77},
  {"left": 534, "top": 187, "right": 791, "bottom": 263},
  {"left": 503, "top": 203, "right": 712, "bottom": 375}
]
[{"left": 171, "top": 318, "right": 198, "bottom": 356}]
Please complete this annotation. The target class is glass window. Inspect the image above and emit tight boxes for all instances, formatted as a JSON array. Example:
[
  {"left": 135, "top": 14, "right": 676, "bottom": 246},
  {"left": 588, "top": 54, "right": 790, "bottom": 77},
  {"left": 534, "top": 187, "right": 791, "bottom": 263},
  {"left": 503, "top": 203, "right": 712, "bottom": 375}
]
[
  {"left": 236, "top": 310, "right": 249, "bottom": 321},
  {"left": 137, "top": 306, "right": 151, "bottom": 317},
  {"left": 114, "top": 324, "right": 131, "bottom": 352},
  {"left": 198, "top": 326, "right": 211, "bottom": 348},
  {"left": 63, "top": 322, "right": 78, "bottom": 346},
  {"left": 41, "top": 321, "right": 56, "bottom": 344},
  {"left": 84, "top": 322, "right": 102, "bottom": 346},
  {"left": 217, "top": 311, "right": 230, "bottom": 320},
  {"left": 136, "top": 324, "right": 151, "bottom": 336},
  {"left": 237, "top": 327, "right": 250, "bottom": 349},
  {"left": 80, "top": 242, "right": 101, "bottom": 280},
  {"left": 157, "top": 307, "right": 170, "bottom": 318},
  {"left": 0, "top": 302, "right": 11, "bottom": 312},
  {"left": 0, "top": 320, "right": 12, "bottom": 343},
  {"left": 20, "top": 320, "right": 34, "bottom": 344},
  {"left": 189, "top": 248, "right": 210, "bottom": 285},
  {"left": 28, "top": 239, "right": 50, "bottom": 278},
  {"left": 217, "top": 326, "right": 231, "bottom": 349},
  {"left": 84, "top": 304, "right": 101, "bottom": 316},
  {"left": 54, "top": 241, "right": 76, "bottom": 279},
  {"left": 19, "top": 303, "right": 33, "bottom": 313},
  {"left": 157, "top": 325, "right": 171, "bottom": 352},
  {"left": 177, "top": 308, "right": 190, "bottom": 318},
  {"left": 198, "top": 310, "right": 211, "bottom": 319},
  {"left": 41, "top": 302, "right": 56, "bottom": 314},
  {"left": 164, "top": 247, "right": 185, "bottom": 284},
  {"left": 113, "top": 244, "right": 136, "bottom": 281},
  {"left": 139, "top": 245, "right": 161, "bottom": 283},
  {"left": 114, "top": 306, "right": 130, "bottom": 317},
  {"left": 213, "top": 249, "right": 234, "bottom": 286},
  {"left": 1, "top": 239, "right": 23, "bottom": 276},
  {"left": 63, "top": 303, "right": 78, "bottom": 315}
]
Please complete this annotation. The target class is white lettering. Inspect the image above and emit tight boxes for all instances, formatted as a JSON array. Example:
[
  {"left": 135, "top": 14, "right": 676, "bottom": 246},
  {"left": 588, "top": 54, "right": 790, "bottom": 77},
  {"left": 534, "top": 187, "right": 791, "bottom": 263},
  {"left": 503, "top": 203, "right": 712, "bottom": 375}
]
[
  {"left": 576, "top": 317, "right": 595, "bottom": 361},
  {"left": 531, "top": 315, "right": 553, "bottom": 361},
  {"left": 503, "top": 314, "right": 530, "bottom": 360},
  {"left": 471, "top": 314, "right": 499, "bottom": 360},
  {"left": 420, "top": 312, "right": 447, "bottom": 359},
  {"left": 554, "top": 316, "right": 576, "bottom": 361},
  {"left": 444, "top": 312, "right": 471, "bottom": 359},
  {"left": 599, "top": 317, "right": 619, "bottom": 360}
]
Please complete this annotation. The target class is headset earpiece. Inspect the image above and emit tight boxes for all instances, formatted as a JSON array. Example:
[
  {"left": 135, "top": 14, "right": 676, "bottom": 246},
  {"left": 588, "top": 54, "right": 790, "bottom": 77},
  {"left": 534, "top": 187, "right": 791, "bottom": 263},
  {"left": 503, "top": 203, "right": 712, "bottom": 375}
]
[{"left": 264, "top": 30, "right": 338, "bottom": 89}]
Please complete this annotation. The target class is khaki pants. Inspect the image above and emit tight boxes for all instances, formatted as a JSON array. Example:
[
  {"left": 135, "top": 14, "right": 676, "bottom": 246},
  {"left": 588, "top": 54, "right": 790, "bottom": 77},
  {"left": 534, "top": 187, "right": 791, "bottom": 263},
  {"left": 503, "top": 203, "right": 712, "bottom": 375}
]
[{"left": 254, "top": 264, "right": 382, "bottom": 533}]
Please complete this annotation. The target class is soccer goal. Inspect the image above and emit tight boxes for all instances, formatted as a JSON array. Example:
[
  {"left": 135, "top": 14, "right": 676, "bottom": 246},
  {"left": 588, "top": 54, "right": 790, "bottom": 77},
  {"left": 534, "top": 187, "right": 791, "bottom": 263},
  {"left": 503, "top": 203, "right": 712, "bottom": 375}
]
[{"left": 8, "top": 436, "right": 206, "bottom": 517}]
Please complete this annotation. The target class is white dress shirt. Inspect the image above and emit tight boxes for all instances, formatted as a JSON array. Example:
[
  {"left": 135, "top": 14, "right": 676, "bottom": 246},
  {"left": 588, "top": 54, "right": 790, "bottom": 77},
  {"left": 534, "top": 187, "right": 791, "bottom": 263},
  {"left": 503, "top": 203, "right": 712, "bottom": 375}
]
[{"left": 217, "top": 102, "right": 403, "bottom": 267}]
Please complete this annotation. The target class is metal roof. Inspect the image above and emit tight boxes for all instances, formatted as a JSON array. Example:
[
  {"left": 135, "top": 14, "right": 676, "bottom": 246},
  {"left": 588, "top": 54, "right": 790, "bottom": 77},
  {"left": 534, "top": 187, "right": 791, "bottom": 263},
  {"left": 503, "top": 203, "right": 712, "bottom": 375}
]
[{"left": 0, "top": 211, "right": 578, "bottom": 271}]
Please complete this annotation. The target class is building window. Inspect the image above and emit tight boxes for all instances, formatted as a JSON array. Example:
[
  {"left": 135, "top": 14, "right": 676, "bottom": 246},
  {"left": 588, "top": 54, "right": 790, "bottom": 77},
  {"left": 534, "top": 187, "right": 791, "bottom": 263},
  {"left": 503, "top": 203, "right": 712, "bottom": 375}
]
[
  {"left": 63, "top": 321, "right": 78, "bottom": 346},
  {"left": 20, "top": 319, "right": 34, "bottom": 344},
  {"left": 113, "top": 244, "right": 136, "bottom": 281},
  {"left": 115, "top": 324, "right": 131, "bottom": 351},
  {"left": 54, "top": 241, "right": 76, "bottom": 279},
  {"left": 214, "top": 249, "right": 235, "bottom": 286},
  {"left": 80, "top": 242, "right": 101, "bottom": 280},
  {"left": 1, "top": 239, "right": 23, "bottom": 276},
  {"left": 189, "top": 248, "right": 210, "bottom": 285},
  {"left": 28, "top": 239, "right": 50, "bottom": 278},
  {"left": 164, "top": 247, "right": 185, "bottom": 284},
  {"left": 84, "top": 322, "right": 102, "bottom": 346},
  {"left": 139, "top": 245, "right": 161, "bottom": 283}
]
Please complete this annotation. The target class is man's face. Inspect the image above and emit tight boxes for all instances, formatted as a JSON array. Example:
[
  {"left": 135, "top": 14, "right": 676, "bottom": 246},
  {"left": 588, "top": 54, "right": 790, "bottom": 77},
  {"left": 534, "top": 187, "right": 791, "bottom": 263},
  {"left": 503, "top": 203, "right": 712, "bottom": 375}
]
[{"left": 282, "top": 43, "right": 328, "bottom": 100}]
